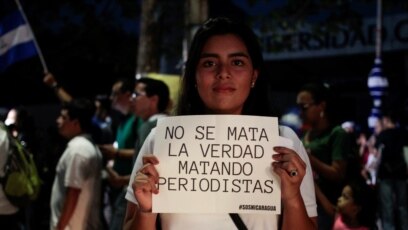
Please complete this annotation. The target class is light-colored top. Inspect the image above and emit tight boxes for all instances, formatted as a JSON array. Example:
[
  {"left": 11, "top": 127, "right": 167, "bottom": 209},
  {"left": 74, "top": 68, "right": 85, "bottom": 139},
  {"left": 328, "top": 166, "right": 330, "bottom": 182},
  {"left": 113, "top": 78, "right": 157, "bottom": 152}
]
[
  {"left": 332, "top": 215, "right": 369, "bottom": 230},
  {"left": 50, "top": 135, "right": 102, "bottom": 230},
  {"left": 0, "top": 125, "right": 18, "bottom": 214},
  {"left": 126, "top": 125, "right": 317, "bottom": 230}
]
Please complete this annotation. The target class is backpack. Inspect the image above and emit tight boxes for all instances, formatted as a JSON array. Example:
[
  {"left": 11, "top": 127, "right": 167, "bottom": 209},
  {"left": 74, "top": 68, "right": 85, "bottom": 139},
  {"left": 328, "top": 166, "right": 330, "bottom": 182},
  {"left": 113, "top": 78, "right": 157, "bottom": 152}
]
[{"left": 0, "top": 123, "right": 42, "bottom": 207}]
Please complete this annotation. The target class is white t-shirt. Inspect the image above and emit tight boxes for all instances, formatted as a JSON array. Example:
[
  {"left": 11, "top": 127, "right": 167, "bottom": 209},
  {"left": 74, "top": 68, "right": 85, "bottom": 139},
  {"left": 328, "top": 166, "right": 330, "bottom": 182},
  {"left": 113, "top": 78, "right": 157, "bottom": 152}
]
[
  {"left": 50, "top": 135, "right": 102, "bottom": 230},
  {"left": 126, "top": 125, "right": 317, "bottom": 230},
  {"left": 0, "top": 126, "right": 18, "bottom": 215}
]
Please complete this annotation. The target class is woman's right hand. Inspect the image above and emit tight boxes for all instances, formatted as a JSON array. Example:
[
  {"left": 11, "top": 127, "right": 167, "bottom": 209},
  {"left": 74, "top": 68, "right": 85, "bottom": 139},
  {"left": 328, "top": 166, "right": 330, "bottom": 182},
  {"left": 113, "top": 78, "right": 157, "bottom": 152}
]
[{"left": 132, "top": 154, "right": 160, "bottom": 213}]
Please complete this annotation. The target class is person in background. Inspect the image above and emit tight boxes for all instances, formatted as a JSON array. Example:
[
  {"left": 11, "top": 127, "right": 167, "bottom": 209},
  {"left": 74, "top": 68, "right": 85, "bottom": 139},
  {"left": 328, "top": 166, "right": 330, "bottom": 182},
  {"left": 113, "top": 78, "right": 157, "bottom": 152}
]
[
  {"left": 297, "top": 82, "right": 356, "bottom": 230},
  {"left": 375, "top": 109, "right": 408, "bottom": 230},
  {"left": 44, "top": 72, "right": 112, "bottom": 229},
  {"left": 4, "top": 106, "right": 47, "bottom": 230},
  {"left": 0, "top": 121, "right": 23, "bottom": 230},
  {"left": 124, "top": 17, "right": 317, "bottom": 230},
  {"left": 4, "top": 106, "right": 40, "bottom": 160},
  {"left": 108, "top": 77, "right": 170, "bottom": 229},
  {"left": 50, "top": 98, "right": 103, "bottom": 230},
  {"left": 130, "top": 77, "right": 170, "bottom": 162},
  {"left": 360, "top": 119, "right": 383, "bottom": 186},
  {"left": 92, "top": 94, "right": 115, "bottom": 145},
  {"left": 98, "top": 78, "right": 143, "bottom": 230},
  {"left": 315, "top": 176, "right": 377, "bottom": 230}
]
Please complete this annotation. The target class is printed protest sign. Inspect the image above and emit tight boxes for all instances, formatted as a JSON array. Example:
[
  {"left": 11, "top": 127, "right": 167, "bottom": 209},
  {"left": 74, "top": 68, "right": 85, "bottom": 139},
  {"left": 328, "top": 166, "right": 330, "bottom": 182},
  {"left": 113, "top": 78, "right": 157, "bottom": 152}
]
[{"left": 152, "top": 115, "right": 285, "bottom": 214}]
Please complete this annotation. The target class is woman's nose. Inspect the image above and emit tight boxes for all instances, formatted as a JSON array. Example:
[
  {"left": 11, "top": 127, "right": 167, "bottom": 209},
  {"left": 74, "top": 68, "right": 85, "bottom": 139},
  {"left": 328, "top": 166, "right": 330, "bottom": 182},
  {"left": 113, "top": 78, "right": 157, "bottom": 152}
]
[{"left": 216, "top": 64, "right": 231, "bottom": 79}]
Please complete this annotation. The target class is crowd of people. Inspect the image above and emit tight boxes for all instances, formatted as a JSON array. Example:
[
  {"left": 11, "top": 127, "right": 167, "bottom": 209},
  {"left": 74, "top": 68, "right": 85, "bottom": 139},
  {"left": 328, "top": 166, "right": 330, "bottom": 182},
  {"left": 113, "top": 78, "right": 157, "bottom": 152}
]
[{"left": 0, "top": 17, "right": 407, "bottom": 230}]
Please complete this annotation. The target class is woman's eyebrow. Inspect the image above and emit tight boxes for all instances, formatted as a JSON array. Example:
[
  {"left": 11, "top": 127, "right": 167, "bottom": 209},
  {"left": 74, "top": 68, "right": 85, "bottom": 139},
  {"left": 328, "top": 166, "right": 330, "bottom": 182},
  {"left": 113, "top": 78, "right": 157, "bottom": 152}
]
[
  {"left": 200, "top": 53, "right": 218, "bottom": 58},
  {"left": 199, "top": 52, "right": 249, "bottom": 58},
  {"left": 228, "top": 52, "right": 250, "bottom": 58}
]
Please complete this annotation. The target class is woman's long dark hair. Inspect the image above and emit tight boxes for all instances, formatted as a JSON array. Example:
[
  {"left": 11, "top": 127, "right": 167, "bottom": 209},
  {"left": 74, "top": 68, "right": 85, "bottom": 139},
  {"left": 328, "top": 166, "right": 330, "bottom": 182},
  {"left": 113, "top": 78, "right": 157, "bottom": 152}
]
[{"left": 175, "top": 17, "right": 277, "bottom": 117}]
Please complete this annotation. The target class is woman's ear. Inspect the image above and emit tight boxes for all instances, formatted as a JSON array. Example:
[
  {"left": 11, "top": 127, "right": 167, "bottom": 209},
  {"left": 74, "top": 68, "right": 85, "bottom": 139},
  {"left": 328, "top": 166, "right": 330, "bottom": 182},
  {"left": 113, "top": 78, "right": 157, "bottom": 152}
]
[
  {"left": 252, "top": 70, "right": 259, "bottom": 82},
  {"left": 251, "top": 70, "right": 259, "bottom": 87}
]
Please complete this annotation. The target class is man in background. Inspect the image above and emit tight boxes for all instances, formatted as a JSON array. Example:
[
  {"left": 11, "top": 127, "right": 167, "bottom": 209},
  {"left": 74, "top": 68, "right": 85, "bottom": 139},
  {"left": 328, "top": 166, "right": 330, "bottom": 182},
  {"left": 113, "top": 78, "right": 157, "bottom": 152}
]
[{"left": 50, "top": 98, "right": 102, "bottom": 230}]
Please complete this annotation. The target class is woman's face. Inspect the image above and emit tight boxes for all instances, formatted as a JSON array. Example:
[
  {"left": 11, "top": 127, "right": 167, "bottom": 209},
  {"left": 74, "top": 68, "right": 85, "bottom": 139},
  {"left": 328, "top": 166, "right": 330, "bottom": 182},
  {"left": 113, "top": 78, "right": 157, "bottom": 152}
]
[
  {"left": 195, "top": 34, "right": 258, "bottom": 115},
  {"left": 296, "top": 90, "right": 322, "bottom": 127}
]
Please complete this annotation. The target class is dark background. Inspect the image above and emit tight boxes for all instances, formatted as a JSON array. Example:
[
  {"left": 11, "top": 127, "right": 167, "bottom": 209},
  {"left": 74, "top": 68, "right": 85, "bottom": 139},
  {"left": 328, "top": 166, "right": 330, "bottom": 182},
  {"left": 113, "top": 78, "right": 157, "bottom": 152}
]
[{"left": 1, "top": 0, "right": 407, "bottom": 127}]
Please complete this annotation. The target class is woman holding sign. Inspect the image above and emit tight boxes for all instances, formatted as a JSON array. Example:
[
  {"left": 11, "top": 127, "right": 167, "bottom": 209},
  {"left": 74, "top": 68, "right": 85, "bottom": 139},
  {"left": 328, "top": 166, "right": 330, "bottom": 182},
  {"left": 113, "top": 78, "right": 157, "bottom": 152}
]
[{"left": 124, "top": 17, "right": 318, "bottom": 230}]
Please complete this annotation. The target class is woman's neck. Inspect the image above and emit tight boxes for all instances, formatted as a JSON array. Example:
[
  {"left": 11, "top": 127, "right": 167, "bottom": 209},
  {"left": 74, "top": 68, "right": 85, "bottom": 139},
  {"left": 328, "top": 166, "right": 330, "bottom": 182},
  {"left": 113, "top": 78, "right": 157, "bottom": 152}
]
[
  {"left": 312, "top": 117, "right": 331, "bottom": 135},
  {"left": 341, "top": 214, "right": 360, "bottom": 228}
]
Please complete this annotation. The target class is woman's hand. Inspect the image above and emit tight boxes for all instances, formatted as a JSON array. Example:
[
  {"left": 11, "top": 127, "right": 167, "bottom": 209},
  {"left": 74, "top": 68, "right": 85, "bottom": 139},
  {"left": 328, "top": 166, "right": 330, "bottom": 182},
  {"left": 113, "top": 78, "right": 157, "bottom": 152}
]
[
  {"left": 132, "top": 154, "right": 160, "bottom": 213},
  {"left": 272, "top": 146, "right": 306, "bottom": 201}
]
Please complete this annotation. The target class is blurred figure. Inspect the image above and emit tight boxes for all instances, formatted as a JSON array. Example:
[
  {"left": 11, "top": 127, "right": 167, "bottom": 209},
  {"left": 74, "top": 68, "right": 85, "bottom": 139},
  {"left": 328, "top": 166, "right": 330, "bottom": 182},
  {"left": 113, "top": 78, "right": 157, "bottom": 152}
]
[
  {"left": 130, "top": 77, "right": 170, "bottom": 161},
  {"left": 341, "top": 121, "right": 355, "bottom": 134},
  {"left": 4, "top": 107, "right": 38, "bottom": 152},
  {"left": 98, "top": 78, "right": 143, "bottom": 230},
  {"left": 375, "top": 109, "right": 408, "bottom": 230},
  {"left": 315, "top": 176, "right": 377, "bottom": 230},
  {"left": 92, "top": 94, "right": 114, "bottom": 145},
  {"left": 297, "top": 82, "right": 357, "bottom": 230},
  {"left": 50, "top": 98, "right": 103, "bottom": 230},
  {"left": 4, "top": 106, "right": 44, "bottom": 230},
  {"left": 360, "top": 119, "right": 383, "bottom": 186},
  {"left": 44, "top": 72, "right": 110, "bottom": 229},
  {"left": 0, "top": 121, "right": 23, "bottom": 230}
]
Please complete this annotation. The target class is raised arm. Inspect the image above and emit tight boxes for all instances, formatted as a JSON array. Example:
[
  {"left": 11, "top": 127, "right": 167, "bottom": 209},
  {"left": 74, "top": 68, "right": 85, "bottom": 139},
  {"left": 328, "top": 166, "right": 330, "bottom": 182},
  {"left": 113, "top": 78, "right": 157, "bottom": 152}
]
[
  {"left": 43, "top": 72, "right": 73, "bottom": 103},
  {"left": 272, "top": 146, "right": 318, "bottom": 230}
]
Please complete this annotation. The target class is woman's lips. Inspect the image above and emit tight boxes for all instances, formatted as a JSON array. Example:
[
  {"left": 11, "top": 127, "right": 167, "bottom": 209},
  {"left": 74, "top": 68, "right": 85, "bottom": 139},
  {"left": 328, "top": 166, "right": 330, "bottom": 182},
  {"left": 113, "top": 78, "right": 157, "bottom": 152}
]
[{"left": 213, "top": 85, "right": 235, "bottom": 93}]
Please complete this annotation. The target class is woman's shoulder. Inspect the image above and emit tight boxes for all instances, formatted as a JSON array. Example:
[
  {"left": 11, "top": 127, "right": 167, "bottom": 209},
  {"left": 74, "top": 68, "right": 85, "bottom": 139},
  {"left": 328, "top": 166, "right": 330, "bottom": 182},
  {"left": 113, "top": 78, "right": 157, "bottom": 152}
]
[
  {"left": 278, "top": 125, "right": 299, "bottom": 139},
  {"left": 278, "top": 125, "right": 304, "bottom": 150}
]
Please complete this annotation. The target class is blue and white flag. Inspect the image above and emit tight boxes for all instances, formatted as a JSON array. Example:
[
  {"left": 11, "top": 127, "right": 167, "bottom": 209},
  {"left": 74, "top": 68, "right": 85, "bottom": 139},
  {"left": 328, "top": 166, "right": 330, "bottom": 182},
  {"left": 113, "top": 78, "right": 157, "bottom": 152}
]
[
  {"left": 0, "top": 1, "right": 37, "bottom": 72},
  {"left": 367, "top": 57, "right": 388, "bottom": 129}
]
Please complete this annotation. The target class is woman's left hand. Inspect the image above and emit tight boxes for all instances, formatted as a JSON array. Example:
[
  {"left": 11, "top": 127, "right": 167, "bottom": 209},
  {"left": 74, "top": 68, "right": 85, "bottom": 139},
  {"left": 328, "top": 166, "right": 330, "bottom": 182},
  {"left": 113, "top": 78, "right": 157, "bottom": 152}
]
[{"left": 272, "top": 146, "right": 306, "bottom": 201}]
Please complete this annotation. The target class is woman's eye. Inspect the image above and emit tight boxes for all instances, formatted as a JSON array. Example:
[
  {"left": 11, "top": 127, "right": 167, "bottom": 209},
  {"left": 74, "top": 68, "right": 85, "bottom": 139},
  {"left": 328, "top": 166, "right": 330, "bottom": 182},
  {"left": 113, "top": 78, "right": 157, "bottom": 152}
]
[
  {"left": 203, "top": 60, "right": 216, "bottom": 67},
  {"left": 232, "top": 60, "right": 244, "bottom": 66}
]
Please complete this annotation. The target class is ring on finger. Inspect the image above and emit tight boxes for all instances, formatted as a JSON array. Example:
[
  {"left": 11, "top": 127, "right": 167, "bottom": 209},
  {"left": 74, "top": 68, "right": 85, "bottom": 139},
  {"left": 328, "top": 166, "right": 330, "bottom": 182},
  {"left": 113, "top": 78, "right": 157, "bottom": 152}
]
[{"left": 290, "top": 169, "right": 298, "bottom": 177}]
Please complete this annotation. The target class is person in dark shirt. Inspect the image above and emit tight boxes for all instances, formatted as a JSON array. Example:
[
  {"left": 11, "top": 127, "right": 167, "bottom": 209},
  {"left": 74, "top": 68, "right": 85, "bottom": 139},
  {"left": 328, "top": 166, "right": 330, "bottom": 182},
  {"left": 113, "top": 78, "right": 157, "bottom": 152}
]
[{"left": 375, "top": 109, "right": 408, "bottom": 230}]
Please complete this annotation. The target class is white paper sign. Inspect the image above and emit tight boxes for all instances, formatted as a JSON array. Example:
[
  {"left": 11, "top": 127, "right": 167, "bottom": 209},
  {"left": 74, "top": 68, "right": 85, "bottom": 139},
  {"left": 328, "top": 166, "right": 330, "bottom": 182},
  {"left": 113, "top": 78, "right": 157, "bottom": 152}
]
[{"left": 152, "top": 115, "right": 285, "bottom": 214}]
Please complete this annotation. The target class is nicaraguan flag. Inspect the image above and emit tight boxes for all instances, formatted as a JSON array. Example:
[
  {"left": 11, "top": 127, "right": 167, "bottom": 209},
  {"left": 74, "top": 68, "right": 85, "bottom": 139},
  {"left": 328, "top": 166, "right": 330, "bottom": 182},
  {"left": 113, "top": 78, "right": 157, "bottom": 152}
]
[
  {"left": 367, "top": 57, "right": 388, "bottom": 129},
  {"left": 0, "top": 2, "right": 37, "bottom": 72}
]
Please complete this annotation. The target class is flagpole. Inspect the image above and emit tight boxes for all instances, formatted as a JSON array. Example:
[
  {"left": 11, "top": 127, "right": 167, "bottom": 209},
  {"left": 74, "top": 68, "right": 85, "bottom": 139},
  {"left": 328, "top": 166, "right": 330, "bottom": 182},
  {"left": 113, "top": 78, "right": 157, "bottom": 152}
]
[
  {"left": 14, "top": 0, "right": 48, "bottom": 73},
  {"left": 375, "top": 0, "right": 382, "bottom": 59}
]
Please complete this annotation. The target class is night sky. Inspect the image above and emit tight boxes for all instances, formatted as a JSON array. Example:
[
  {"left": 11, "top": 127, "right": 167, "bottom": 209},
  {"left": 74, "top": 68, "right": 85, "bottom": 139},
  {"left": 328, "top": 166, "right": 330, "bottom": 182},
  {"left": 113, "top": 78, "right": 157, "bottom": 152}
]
[
  {"left": 1, "top": 0, "right": 407, "bottom": 126},
  {"left": 1, "top": 0, "right": 143, "bottom": 107}
]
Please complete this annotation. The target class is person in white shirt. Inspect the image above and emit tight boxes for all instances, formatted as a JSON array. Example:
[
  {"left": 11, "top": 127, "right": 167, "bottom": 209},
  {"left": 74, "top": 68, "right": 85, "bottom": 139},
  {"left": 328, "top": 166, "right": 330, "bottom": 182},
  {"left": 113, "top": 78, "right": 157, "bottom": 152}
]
[
  {"left": 50, "top": 98, "right": 102, "bottom": 230},
  {"left": 124, "top": 17, "right": 318, "bottom": 230}
]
